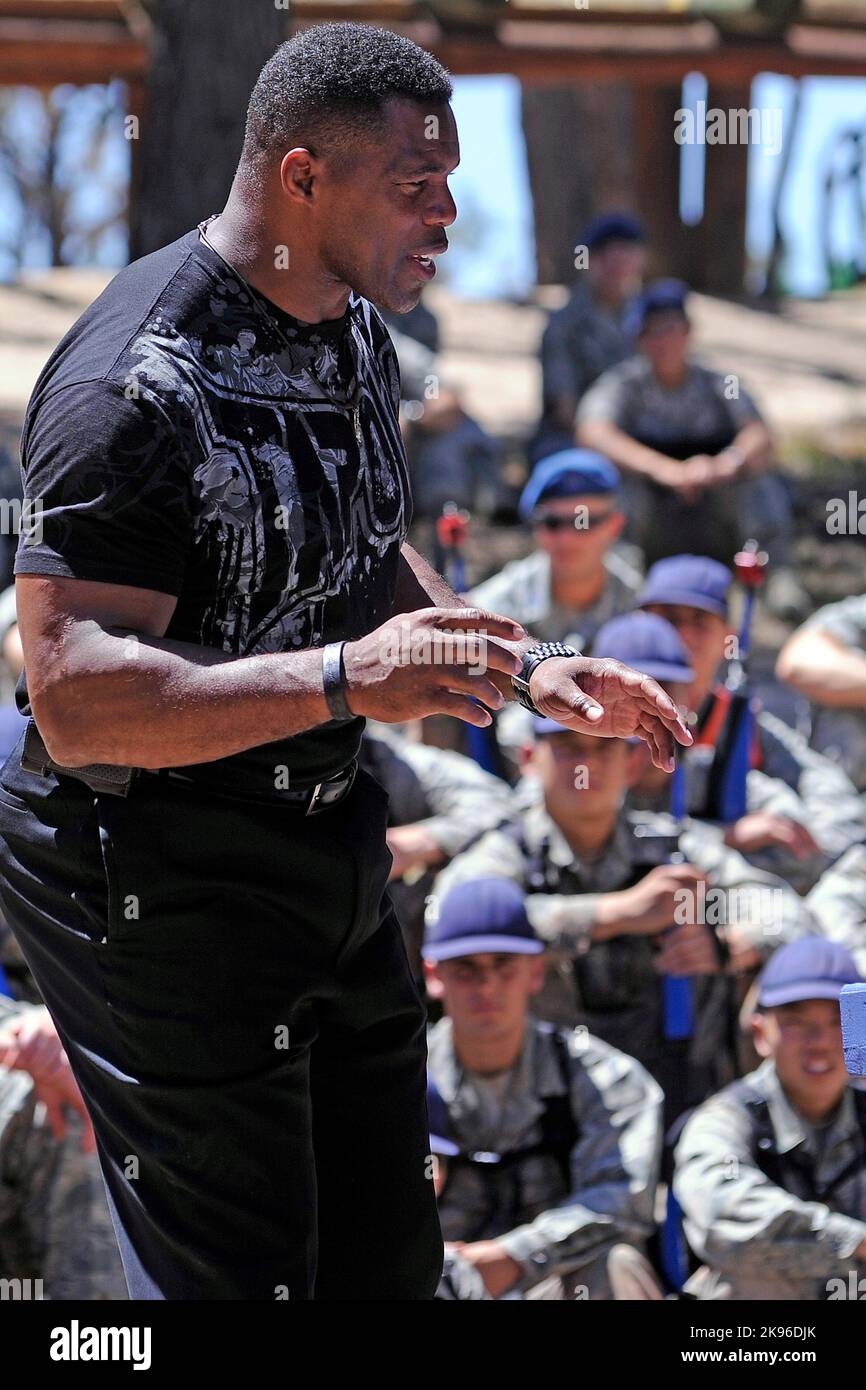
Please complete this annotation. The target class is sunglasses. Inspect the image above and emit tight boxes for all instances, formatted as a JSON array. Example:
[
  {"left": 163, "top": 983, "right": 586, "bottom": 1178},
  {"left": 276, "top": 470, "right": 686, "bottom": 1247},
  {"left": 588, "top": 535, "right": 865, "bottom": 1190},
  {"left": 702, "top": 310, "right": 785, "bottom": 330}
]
[{"left": 530, "top": 508, "right": 616, "bottom": 532}]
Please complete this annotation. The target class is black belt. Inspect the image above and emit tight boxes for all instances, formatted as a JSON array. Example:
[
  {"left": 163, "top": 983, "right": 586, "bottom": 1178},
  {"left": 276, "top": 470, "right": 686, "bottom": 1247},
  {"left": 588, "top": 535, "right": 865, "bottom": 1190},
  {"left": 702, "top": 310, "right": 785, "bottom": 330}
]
[
  {"left": 144, "top": 760, "right": 358, "bottom": 814},
  {"left": 20, "top": 718, "right": 358, "bottom": 814}
]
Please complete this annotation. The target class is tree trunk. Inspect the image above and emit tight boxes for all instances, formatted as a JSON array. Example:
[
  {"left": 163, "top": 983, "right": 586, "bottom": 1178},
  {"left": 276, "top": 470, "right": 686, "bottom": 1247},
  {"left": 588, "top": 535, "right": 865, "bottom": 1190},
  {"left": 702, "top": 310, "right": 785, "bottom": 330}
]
[
  {"left": 520, "top": 82, "right": 636, "bottom": 286},
  {"left": 130, "top": 0, "right": 289, "bottom": 259}
]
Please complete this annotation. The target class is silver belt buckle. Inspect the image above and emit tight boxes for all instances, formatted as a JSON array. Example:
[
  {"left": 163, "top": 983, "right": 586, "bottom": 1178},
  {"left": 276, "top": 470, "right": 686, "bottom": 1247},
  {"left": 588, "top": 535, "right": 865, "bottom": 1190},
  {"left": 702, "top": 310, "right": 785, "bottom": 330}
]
[{"left": 305, "top": 761, "right": 356, "bottom": 816}]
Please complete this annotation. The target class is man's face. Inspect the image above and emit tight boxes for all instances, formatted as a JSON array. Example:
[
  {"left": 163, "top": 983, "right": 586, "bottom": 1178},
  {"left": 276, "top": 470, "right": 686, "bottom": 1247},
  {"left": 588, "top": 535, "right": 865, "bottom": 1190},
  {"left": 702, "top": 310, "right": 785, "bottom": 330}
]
[
  {"left": 530, "top": 728, "right": 638, "bottom": 823},
  {"left": 311, "top": 96, "right": 458, "bottom": 312},
  {"left": 591, "top": 239, "right": 646, "bottom": 301},
  {"left": 638, "top": 311, "right": 690, "bottom": 375},
  {"left": 426, "top": 951, "right": 544, "bottom": 1041},
  {"left": 753, "top": 1000, "right": 849, "bottom": 1114},
  {"left": 531, "top": 493, "right": 624, "bottom": 573},
  {"left": 643, "top": 603, "right": 728, "bottom": 703}
]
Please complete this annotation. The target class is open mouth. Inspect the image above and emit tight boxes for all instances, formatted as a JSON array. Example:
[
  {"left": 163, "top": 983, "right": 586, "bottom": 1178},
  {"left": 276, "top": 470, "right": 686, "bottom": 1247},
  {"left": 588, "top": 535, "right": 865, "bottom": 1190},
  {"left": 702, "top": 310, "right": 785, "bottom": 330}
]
[{"left": 407, "top": 252, "right": 437, "bottom": 280}]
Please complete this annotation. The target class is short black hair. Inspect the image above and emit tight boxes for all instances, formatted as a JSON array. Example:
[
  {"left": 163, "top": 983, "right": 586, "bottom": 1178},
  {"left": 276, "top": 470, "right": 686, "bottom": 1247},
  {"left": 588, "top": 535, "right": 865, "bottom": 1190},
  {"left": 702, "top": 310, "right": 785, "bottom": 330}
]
[{"left": 241, "top": 22, "right": 453, "bottom": 173}]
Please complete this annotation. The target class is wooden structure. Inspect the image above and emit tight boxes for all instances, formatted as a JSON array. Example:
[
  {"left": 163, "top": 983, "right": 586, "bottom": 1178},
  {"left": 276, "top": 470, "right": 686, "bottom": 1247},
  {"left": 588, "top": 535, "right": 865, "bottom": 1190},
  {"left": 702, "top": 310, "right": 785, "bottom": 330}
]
[{"left": 0, "top": 0, "right": 865, "bottom": 290}]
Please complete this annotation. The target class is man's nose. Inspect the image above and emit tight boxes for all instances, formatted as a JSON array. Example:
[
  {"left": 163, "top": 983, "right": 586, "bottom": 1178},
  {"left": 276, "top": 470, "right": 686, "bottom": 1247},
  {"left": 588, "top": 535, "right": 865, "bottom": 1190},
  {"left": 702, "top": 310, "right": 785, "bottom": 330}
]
[{"left": 424, "top": 185, "right": 457, "bottom": 228}]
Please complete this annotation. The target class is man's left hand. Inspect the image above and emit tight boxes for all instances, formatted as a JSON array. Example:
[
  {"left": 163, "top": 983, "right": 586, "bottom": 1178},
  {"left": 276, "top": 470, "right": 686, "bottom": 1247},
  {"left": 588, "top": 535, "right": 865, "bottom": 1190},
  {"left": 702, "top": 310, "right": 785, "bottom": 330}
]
[{"left": 527, "top": 656, "right": 693, "bottom": 772}]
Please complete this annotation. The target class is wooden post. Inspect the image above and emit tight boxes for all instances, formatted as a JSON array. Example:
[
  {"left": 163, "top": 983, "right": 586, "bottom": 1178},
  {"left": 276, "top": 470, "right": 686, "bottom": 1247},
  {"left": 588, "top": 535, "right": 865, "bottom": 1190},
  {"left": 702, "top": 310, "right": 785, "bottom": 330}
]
[
  {"left": 697, "top": 79, "right": 752, "bottom": 297},
  {"left": 520, "top": 81, "right": 637, "bottom": 286},
  {"left": 633, "top": 82, "right": 698, "bottom": 285}
]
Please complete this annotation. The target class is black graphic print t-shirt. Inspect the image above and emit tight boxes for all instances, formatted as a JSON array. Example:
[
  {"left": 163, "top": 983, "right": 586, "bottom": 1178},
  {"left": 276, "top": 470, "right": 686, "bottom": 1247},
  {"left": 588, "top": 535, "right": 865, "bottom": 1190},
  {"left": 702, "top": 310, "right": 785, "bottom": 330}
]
[{"left": 14, "top": 220, "right": 412, "bottom": 788}]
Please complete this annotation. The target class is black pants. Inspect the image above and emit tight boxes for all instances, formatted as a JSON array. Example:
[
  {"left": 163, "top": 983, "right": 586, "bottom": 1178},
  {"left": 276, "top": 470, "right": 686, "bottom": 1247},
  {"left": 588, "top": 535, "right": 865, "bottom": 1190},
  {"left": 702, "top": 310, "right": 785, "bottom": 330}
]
[{"left": 0, "top": 733, "right": 443, "bottom": 1299}]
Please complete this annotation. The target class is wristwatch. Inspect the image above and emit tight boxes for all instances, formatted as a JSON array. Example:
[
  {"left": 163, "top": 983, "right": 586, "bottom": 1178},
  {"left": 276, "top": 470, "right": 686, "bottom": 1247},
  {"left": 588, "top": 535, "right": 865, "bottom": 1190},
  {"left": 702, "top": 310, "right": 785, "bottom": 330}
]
[{"left": 512, "top": 641, "right": 579, "bottom": 714}]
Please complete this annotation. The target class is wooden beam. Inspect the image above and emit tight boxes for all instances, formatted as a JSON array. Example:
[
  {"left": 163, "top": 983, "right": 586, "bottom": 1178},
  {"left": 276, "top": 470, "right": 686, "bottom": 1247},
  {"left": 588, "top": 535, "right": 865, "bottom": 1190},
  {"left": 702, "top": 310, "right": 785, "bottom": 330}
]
[
  {"left": 425, "top": 29, "right": 866, "bottom": 80},
  {"left": 0, "top": 0, "right": 135, "bottom": 16},
  {"left": 0, "top": 18, "right": 147, "bottom": 83}
]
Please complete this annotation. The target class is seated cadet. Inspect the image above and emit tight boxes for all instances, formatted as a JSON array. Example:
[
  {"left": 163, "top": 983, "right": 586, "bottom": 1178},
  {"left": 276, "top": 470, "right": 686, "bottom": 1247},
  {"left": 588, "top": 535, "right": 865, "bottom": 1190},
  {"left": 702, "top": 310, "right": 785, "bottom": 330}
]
[
  {"left": 631, "top": 558, "right": 865, "bottom": 894},
  {"left": 470, "top": 449, "right": 642, "bottom": 650},
  {"left": 0, "top": 993, "right": 128, "bottom": 1299},
  {"left": 423, "top": 876, "right": 664, "bottom": 1300},
  {"left": 673, "top": 938, "right": 866, "bottom": 1301},
  {"left": 777, "top": 593, "right": 866, "bottom": 794},
  {"left": 576, "top": 279, "right": 803, "bottom": 618},
  {"left": 470, "top": 449, "right": 643, "bottom": 775},
  {"left": 358, "top": 722, "right": 516, "bottom": 980},
  {"left": 529, "top": 212, "right": 646, "bottom": 468},
  {"left": 430, "top": 625, "right": 814, "bottom": 1126}
]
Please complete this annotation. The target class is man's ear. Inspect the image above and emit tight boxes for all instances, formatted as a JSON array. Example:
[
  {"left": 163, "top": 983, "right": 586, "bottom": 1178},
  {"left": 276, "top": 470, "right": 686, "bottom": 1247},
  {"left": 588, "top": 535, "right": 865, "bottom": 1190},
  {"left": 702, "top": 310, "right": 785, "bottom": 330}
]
[
  {"left": 424, "top": 960, "right": 445, "bottom": 1002},
  {"left": 751, "top": 1011, "right": 773, "bottom": 1059},
  {"left": 607, "top": 510, "right": 626, "bottom": 541},
  {"left": 280, "top": 147, "right": 316, "bottom": 203},
  {"left": 517, "top": 741, "right": 536, "bottom": 776}
]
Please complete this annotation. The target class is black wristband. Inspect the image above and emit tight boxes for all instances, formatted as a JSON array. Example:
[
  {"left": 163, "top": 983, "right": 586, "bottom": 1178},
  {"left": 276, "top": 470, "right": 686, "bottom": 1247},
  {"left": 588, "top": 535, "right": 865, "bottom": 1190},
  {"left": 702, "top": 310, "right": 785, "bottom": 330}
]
[{"left": 322, "top": 642, "right": 354, "bottom": 722}]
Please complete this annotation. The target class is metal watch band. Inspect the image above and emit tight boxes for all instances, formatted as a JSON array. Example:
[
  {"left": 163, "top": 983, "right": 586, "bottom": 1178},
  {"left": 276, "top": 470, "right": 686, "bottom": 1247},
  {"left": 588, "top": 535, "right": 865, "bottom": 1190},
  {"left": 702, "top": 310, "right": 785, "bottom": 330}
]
[
  {"left": 322, "top": 641, "right": 354, "bottom": 722},
  {"left": 511, "top": 641, "right": 579, "bottom": 714}
]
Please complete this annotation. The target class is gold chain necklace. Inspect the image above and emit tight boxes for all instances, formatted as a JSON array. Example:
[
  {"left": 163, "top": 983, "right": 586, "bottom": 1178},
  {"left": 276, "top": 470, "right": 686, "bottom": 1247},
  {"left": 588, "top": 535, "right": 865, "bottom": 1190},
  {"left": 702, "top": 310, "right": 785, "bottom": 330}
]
[{"left": 196, "top": 216, "right": 365, "bottom": 447}]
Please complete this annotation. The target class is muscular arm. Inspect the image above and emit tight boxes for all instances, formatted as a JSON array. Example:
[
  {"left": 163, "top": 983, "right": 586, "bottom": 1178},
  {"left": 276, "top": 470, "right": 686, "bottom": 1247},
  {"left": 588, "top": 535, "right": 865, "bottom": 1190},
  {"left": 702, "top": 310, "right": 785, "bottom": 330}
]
[
  {"left": 19, "top": 565, "right": 522, "bottom": 770},
  {"left": 16, "top": 574, "right": 333, "bottom": 769},
  {"left": 19, "top": 543, "right": 689, "bottom": 773}
]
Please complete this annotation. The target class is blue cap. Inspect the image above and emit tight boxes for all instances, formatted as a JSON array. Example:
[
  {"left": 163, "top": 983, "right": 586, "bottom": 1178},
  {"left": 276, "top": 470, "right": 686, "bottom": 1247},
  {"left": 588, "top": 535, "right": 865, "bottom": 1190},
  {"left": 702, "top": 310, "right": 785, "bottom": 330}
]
[
  {"left": 582, "top": 212, "right": 646, "bottom": 251},
  {"left": 637, "top": 554, "right": 732, "bottom": 619},
  {"left": 758, "top": 937, "right": 862, "bottom": 1008},
  {"left": 626, "top": 278, "right": 689, "bottom": 336},
  {"left": 593, "top": 611, "right": 694, "bottom": 684},
  {"left": 530, "top": 712, "right": 642, "bottom": 746},
  {"left": 531, "top": 715, "right": 571, "bottom": 737},
  {"left": 519, "top": 449, "right": 621, "bottom": 521},
  {"left": 423, "top": 878, "right": 544, "bottom": 962}
]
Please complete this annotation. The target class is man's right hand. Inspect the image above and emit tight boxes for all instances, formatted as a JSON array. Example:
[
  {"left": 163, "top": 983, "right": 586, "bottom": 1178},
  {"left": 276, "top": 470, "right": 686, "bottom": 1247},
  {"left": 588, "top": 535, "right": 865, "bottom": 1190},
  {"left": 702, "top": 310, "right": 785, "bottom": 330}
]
[
  {"left": 594, "top": 863, "right": 710, "bottom": 938},
  {"left": 342, "top": 607, "right": 524, "bottom": 726}
]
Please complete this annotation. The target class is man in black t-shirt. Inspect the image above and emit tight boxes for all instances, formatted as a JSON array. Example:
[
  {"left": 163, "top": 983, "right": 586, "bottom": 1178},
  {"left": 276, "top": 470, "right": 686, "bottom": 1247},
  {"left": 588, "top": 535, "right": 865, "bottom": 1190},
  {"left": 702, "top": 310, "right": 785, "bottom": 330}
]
[{"left": 0, "top": 24, "right": 691, "bottom": 1301}]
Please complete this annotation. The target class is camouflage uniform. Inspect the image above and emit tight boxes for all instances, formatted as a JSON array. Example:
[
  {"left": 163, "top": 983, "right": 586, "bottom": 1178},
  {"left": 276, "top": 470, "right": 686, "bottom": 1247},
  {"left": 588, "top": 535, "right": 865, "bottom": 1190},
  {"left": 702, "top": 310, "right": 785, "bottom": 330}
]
[
  {"left": 806, "top": 845, "right": 866, "bottom": 977},
  {"left": 470, "top": 546, "right": 643, "bottom": 651},
  {"left": 799, "top": 594, "right": 866, "bottom": 793},
  {"left": 0, "top": 995, "right": 127, "bottom": 1300},
  {"left": 360, "top": 726, "right": 516, "bottom": 976},
  {"left": 431, "top": 800, "right": 814, "bottom": 1114},
  {"left": 429, "top": 1013, "right": 663, "bottom": 1299},
  {"left": 630, "top": 705, "right": 866, "bottom": 896},
  {"left": 673, "top": 1058, "right": 866, "bottom": 1300}
]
